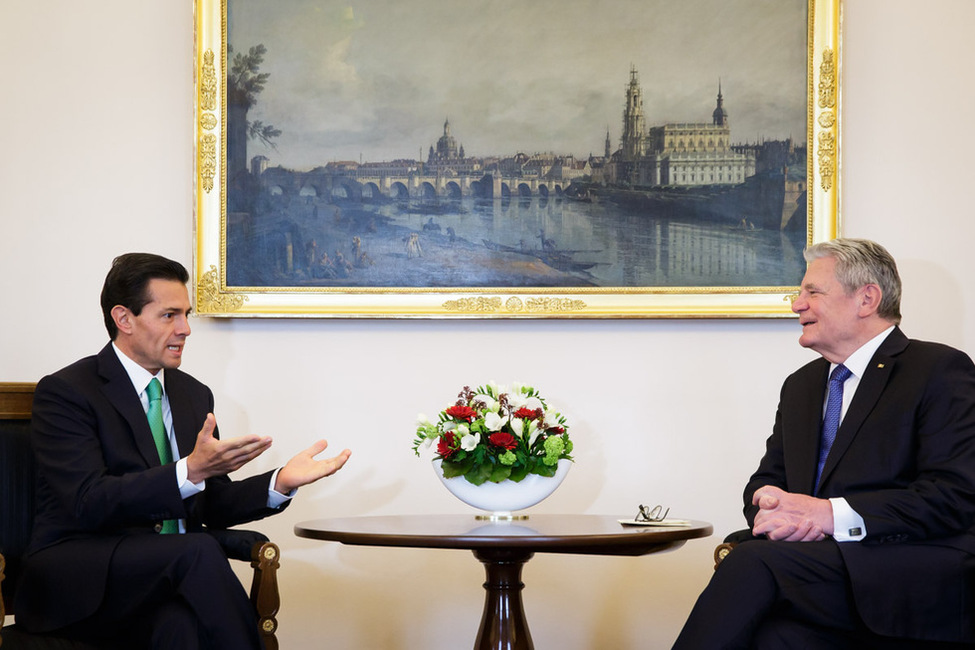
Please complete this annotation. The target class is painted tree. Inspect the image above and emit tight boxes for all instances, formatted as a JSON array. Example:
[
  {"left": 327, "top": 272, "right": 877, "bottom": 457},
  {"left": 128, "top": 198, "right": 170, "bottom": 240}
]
[{"left": 227, "top": 44, "right": 281, "bottom": 182}]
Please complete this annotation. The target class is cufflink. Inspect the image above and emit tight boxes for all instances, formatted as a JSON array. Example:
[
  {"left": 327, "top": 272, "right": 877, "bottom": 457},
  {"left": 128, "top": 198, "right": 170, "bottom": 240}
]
[
  {"left": 848, "top": 527, "right": 862, "bottom": 536},
  {"left": 153, "top": 523, "right": 163, "bottom": 533}
]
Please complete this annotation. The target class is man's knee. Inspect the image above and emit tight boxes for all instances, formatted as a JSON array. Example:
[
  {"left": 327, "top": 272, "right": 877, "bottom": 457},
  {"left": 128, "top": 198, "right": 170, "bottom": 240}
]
[
  {"left": 166, "top": 533, "right": 235, "bottom": 584},
  {"left": 715, "top": 539, "right": 775, "bottom": 580},
  {"left": 181, "top": 532, "right": 228, "bottom": 560},
  {"left": 721, "top": 538, "right": 845, "bottom": 579}
]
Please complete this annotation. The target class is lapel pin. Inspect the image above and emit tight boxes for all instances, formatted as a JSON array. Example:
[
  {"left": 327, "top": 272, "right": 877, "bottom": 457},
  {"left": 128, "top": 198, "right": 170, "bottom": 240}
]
[{"left": 877, "top": 363, "right": 885, "bottom": 368}]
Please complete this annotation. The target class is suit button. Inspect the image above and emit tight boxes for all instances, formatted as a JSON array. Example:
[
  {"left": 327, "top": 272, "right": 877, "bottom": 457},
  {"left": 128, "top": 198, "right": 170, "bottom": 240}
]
[{"left": 153, "top": 523, "right": 163, "bottom": 533}]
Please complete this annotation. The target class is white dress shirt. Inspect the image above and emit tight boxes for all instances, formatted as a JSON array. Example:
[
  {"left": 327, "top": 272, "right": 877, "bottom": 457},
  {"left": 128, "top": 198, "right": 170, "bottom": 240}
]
[{"left": 825, "top": 325, "right": 895, "bottom": 542}]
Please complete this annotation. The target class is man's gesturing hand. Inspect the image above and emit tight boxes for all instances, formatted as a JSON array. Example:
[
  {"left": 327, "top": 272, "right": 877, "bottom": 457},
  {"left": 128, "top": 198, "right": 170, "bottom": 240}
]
[
  {"left": 185, "top": 413, "right": 273, "bottom": 484},
  {"left": 274, "top": 440, "right": 352, "bottom": 494},
  {"left": 751, "top": 485, "right": 834, "bottom": 542}
]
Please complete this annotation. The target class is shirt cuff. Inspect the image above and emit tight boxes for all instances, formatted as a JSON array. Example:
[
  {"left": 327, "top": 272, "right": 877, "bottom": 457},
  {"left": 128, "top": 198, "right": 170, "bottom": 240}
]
[
  {"left": 830, "top": 497, "right": 866, "bottom": 541},
  {"left": 267, "top": 467, "right": 296, "bottom": 509},
  {"left": 176, "top": 457, "right": 206, "bottom": 499}
]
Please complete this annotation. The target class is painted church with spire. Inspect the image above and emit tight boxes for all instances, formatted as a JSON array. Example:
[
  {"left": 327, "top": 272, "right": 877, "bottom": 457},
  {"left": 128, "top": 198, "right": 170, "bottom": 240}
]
[{"left": 614, "top": 67, "right": 755, "bottom": 188}]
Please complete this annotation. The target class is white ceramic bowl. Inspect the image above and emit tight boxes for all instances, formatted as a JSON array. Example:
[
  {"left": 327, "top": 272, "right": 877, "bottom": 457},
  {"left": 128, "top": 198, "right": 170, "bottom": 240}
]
[{"left": 433, "top": 458, "right": 571, "bottom": 514}]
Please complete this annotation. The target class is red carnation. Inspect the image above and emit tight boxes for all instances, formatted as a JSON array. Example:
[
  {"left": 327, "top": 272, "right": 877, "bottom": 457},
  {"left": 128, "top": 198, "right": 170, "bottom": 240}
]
[
  {"left": 547, "top": 426, "right": 565, "bottom": 435},
  {"left": 513, "top": 407, "right": 542, "bottom": 420},
  {"left": 446, "top": 405, "right": 478, "bottom": 422},
  {"left": 437, "top": 431, "right": 458, "bottom": 458},
  {"left": 489, "top": 432, "right": 518, "bottom": 450}
]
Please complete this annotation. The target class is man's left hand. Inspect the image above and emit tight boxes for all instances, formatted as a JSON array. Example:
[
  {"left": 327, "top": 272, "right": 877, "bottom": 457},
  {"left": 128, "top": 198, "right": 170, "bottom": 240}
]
[
  {"left": 751, "top": 485, "right": 833, "bottom": 542},
  {"left": 274, "top": 440, "right": 352, "bottom": 494}
]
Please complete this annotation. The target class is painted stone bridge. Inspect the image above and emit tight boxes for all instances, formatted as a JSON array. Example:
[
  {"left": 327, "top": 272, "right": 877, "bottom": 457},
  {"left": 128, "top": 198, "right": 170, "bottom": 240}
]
[{"left": 258, "top": 167, "right": 568, "bottom": 201}]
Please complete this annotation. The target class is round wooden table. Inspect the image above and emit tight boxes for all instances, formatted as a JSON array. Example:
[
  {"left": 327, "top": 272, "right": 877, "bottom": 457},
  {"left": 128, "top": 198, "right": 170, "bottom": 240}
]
[{"left": 295, "top": 514, "right": 712, "bottom": 650}]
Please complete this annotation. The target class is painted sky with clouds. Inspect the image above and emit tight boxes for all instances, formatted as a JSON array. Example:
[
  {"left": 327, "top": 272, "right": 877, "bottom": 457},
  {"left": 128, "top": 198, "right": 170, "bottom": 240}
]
[{"left": 229, "top": 0, "right": 807, "bottom": 170}]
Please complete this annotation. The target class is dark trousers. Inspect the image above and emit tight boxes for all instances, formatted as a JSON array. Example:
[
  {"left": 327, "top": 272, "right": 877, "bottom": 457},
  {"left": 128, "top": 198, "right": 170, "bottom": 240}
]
[
  {"left": 673, "top": 539, "right": 975, "bottom": 650},
  {"left": 673, "top": 539, "right": 864, "bottom": 650},
  {"left": 59, "top": 533, "right": 264, "bottom": 650}
]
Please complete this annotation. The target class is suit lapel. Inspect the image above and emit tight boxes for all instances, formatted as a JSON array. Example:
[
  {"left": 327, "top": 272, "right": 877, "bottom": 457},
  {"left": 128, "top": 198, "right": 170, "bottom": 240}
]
[
  {"left": 96, "top": 343, "right": 162, "bottom": 468},
  {"left": 818, "top": 328, "right": 909, "bottom": 488},
  {"left": 166, "top": 371, "right": 201, "bottom": 459}
]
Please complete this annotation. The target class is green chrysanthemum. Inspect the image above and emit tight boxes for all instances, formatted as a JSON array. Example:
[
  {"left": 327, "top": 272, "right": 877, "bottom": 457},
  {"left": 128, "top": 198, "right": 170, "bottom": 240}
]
[{"left": 543, "top": 435, "right": 565, "bottom": 466}]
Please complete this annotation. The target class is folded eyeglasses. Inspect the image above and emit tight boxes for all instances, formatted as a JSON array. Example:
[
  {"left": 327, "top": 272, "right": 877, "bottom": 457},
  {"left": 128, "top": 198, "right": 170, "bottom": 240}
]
[{"left": 634, "top": 504, "right": 670, "bottom": 523}]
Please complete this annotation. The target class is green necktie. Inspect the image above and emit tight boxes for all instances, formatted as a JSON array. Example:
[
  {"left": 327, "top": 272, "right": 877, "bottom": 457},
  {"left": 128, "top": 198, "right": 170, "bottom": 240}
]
[{"left": 146, "top": 378, "right": 178, "bottom": 534}]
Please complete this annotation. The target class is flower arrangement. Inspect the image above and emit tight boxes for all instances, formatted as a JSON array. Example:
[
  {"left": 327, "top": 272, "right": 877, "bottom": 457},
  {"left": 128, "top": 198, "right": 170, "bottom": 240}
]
[{"left": 413, "top": 382, "right": 573, "bottom": 486}]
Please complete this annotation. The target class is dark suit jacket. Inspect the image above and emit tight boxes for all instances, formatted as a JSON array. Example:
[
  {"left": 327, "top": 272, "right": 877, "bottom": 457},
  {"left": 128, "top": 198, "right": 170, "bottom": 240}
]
[
  {"left": 16, "top": 343, "right": 285, "bottom": 632},
  {"left": 744, "top": 327, "right": 975, "bottom": 641}
]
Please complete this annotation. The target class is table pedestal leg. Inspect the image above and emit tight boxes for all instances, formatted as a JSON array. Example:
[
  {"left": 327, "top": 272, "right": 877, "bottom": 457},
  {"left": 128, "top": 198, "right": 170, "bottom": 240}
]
[{"left": 472, "top": 548, "right": 535, "bottom": 650}]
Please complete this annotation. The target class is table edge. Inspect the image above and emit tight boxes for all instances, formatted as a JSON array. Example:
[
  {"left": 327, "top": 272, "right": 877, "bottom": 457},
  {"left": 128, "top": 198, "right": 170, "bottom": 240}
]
[{"left": 294, "top": 515, "right": 713, "bottom": 554}]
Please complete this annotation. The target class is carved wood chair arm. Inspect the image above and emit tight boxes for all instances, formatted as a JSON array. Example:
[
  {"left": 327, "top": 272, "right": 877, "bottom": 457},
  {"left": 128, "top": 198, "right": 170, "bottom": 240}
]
[{"left": 250, "top": 541, "right": 281, "bottom": 650}]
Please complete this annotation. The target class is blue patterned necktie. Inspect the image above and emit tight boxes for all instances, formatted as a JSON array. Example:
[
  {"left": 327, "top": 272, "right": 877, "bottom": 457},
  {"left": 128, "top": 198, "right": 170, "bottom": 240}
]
[
  {"left": 146, "top": 378, "right": 178, "bottom": 534},
  {"left": 815, "top": 364, "right": 852, "bottom": 492}
]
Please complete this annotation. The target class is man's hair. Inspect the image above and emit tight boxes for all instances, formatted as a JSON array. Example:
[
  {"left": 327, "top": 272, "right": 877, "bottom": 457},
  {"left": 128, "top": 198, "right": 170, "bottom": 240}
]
[
  {"left": 100, "top": 253, "right": 189, "bottom": 339},
  {"left": 804, "top": 238, "right": 902, "bottom": 325}
]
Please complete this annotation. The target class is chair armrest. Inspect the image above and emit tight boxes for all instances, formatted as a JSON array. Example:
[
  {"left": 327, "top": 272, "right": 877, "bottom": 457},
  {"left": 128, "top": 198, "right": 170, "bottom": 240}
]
[
  {"left": 206, "top": 528, "right": 270, "bottom": 562},
  {"left": 250, "top": 541, "right": 281, "bottom": 650},
  {"left": 713, "top": 529, "right": 759, "bottom": 569}
]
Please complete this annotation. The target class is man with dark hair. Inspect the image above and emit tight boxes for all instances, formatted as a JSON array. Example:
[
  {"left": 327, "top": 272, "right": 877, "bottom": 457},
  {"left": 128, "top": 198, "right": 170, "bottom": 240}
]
[
  {"left": 674, "top": 238, "right": 975, "bottom": 648},
  {"left": 99, "top": 252, "right": 190, "bottom": 339},
  {"left": 17, "top": 252, "right": 352, "bottom": 649}
]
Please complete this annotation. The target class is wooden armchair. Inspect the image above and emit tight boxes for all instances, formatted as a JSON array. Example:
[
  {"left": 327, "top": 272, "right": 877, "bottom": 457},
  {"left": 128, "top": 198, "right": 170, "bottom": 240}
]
[{"left": 0, "top": 383, "right": 282, "bottom": 650}]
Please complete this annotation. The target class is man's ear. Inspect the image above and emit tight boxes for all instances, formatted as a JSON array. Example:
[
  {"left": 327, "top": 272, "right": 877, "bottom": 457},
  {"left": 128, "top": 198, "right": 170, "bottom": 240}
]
[
  {"left": 858, "top": 284, "right": 882, "bottom": 317},
  {"left": 111, "top": 305, "right": 133, "bottom": 335}
]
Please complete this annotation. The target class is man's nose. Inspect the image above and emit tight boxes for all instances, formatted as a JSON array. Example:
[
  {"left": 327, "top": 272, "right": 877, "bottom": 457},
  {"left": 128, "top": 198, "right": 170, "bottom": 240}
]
[{"left": 177, "top": 316, "right": 192, "bottom": 336}]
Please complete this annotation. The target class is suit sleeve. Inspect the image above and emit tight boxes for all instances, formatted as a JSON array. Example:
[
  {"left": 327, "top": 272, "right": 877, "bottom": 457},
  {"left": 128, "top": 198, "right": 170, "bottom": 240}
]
[
  {"left": 742, "top": 379, "right": 793, "bottom": 527},
  {"left": 844, "top": 348, "right": 975, "bottom": 542}
]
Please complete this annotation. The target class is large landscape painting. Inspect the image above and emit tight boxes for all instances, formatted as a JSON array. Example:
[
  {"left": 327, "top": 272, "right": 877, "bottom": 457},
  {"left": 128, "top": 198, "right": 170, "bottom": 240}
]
[{"left": 194, "top": 0, "right": 840, "bottom": 317}]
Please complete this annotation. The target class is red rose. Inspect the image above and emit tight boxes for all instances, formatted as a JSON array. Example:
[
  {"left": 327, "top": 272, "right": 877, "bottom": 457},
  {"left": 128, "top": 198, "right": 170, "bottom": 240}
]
[
  {"left": 437, "top": 431, "right": 458, "bottom": 458},
  {"left": 512, "top": 407, "right": 541, "bottom": 420},
  {"left": 446, "top": 405, "right": 478, "bottom": 422},
  {"left": 489, "top": 432, "right": 518, "bottom": 450}
]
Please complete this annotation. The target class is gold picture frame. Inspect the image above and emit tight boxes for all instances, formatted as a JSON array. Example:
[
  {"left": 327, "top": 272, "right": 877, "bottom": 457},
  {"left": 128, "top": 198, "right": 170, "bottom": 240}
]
[{"left": 194, "top": 0, "right": 840, "bottom": 318}]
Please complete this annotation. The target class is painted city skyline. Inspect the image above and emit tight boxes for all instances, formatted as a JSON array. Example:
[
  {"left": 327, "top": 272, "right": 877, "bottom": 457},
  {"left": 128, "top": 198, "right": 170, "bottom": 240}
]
[{"left": 228, "top": 0, "right": 807, "bottom": 170}]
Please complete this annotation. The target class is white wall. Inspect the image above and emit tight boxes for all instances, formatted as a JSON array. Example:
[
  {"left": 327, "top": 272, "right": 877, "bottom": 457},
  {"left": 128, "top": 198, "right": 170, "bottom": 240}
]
[{"left": 3, "top": 1, "right": 974, "bottom": 647}]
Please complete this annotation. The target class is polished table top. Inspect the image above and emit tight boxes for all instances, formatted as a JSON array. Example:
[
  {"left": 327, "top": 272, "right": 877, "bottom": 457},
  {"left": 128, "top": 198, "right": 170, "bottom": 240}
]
[{"left": 294, "top": 514, "right": 713, "bottom": 556}]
